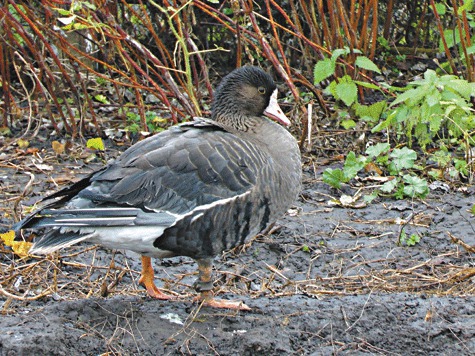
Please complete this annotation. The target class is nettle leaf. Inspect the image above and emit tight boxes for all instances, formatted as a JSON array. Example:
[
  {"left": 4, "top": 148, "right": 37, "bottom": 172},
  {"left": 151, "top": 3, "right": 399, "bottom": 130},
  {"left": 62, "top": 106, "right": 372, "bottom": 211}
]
[
  {"left": 402, "top": 174, "right": 429, "bottom": 198},
  {"left": 94, "top": 94, "right": 109, "bottom": 104},
  {"left": 353, "top": 80, "right": 381, "bottom": 90},
  {"left": 390, "top": 147, "right": 417, "bottom": 171},
  {"left": 354, "top": 101, "right": 386, "bottom": 121},
  {"left": 335, "top": 78, "right": 358, "bottom": 106},
  {"left": 355, "top": 56, "right": 381, "bottom": 74},
  {"left": 390, "top": 88, "right": 420, "bottom": 107},
  {"left": 366, "top": 142, "right": 390, "bottom": 158},
  {"left": 426, "top": 89, "right": 441, "bottom": 107},
  {"left": 314, "top": 59, "right": 335, "bottom": 84},
  {"left": 446, "top": 80, "right": 475, "bottom": 99},
  {"left": 323, "top": 168, "right": 347, "bottom": 189},
  {"left": 440, "top": 29, "right": 461, "bottom": 50},
  {"left": 331, "top": 48, "right": 350, "bottom": 61}
]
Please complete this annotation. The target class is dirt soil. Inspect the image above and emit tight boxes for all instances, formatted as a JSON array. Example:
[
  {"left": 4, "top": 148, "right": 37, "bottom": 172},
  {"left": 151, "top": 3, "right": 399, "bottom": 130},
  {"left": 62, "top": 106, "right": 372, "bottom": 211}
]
[{"left": 1, "top": 138, "right": 475, "bottom": 355}]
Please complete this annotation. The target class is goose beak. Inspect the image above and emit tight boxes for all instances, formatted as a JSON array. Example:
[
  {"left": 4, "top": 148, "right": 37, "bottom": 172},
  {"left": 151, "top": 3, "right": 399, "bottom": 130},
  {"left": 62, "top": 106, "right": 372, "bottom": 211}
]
[{"left": 264, "top": 89, "right": 291, "bottom": 126}]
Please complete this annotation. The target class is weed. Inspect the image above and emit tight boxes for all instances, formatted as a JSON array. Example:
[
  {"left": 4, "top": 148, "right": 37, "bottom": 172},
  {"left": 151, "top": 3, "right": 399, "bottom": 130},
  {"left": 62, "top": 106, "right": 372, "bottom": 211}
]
[{"left": 323, "top": 144, "right": 428, "bottom": 200}]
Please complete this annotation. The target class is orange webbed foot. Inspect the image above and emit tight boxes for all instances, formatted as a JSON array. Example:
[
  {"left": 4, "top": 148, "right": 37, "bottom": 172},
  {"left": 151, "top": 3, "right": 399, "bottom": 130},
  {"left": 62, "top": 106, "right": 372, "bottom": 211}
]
[{"left": 139, "top": 256, "right": 175, "bottom": 300}]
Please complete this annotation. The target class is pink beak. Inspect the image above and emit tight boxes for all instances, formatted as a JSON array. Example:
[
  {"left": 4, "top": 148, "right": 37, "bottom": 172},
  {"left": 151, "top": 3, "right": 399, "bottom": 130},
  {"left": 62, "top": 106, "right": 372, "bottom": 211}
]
[{"left": 264, "top": 89, "right": 291, "bottom": 126}]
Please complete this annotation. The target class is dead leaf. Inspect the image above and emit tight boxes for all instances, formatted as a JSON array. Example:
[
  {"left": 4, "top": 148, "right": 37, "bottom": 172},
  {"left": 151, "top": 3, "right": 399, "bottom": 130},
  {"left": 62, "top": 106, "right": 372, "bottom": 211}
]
[
  {"left": 52, "top": 140, "right": 65, "bottom": 155},
  {"left": 17, "top": 139, "right": 30, "bottom": 149},
  {"left": 0, "top": 230, "right": 32, "bottom": 257},
  {"left": 87, "top": 137, "right": 105, "bottom": 151},
  {"left": 364, "top": 162, "right": 383, "bottom": 175},
  {"left": 25, "top": 147, "right": 39, "bottom": 155}
]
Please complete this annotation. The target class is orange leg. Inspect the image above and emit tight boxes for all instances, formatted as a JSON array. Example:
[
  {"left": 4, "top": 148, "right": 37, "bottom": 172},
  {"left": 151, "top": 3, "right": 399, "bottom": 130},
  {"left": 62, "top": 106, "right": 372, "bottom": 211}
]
[
  {"left": 195, "top": 259, "right": 251, "bottom": 311},
  {"left": 138, "top": 256, "right": 174, "bottom": 300}
]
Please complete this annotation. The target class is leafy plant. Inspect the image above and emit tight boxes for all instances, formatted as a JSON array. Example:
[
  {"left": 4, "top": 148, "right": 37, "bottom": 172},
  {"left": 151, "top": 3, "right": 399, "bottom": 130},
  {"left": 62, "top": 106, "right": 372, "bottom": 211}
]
[
  {"left": 323, "top": 143, "right": 429, "bottom": 200},
  {"left": 314, "top": 47, "right": 382, "bottom": 109},
  {"left": 125, "top": 111, "right": 168, "bottom": 134},
  {"left": 399, "top": 230, "right": 421, "bottom": 247},
  {"left": 373, "top": 69, "right": 475, "bottom": 150}
]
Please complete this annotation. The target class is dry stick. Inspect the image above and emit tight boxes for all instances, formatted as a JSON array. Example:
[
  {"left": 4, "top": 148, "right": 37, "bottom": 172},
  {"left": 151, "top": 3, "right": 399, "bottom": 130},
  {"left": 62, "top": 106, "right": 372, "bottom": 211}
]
[
  {"left": 13, "top": 172, "right": 35, "bottom": 222},
  {"left": 306, "top": 103, "right": 313, "bottom": 150},
  {"left": 448, "top": 232, "right": 475, "bottom": 253},
  {"left": 0, "top": 283, "right": 53, "bottom": 301},
  {"left": 12, "top": 54, "right": 36, "bottom": 138}
]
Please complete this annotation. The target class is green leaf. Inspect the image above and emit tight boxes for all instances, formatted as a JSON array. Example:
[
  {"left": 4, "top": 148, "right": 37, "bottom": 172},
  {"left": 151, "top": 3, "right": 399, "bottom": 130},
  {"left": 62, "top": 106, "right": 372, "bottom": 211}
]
[
  {"left": 366, "top": 142, "right": 390, "bottom": 158},
  {"left": 390, "top": 87, "right": 423, "bottom": 107},
  {"left": 335, "top": 80, "right": 358, "bottom": 106},
  {"left": 406, "top": 234, "right": 421, "bottom": 246},
  {"left": 363, "top": 192, "right": 379, "bottom": 203},
  {"left": 353, "top": 80, "right": 381, "bottom": 90},
  {"left": 440, "top": 29, "right": 461, "bottom": 50},
  {"left": 402, "top": 174, "right": 429, "bottom": 198},
  {"left": 458, "top": 0, "right": 473, "bottom": 14},
  {"left": 390, "top": 147, "right": 417, "bottom": 171},
  {"left": 314, "top": 59, "right": 335, "bottom": 84},
  {"left": 355, "top": 101, "right": 386, "bottom": 121},
  {"left": 380, "top": 179, "right": 398, "bottom": 193},
  {"left": 433, "top": 2, "right": 446, "bottom": 15},
  {"left": 341, "top": 119, "right": 356, "bottom": 129},
  {"left": 323, "top": 168, "right": 347, "bottom": 189},
  {"left": 86, "top": 137, "right": 105, "bottom": 151},
  {"left": 94, "top": 94, "right": 109, "bottom": 104},
  {"left": 343, "top": 152, "right": 366, "bottom": 179},
  {"left": 331, "top": 48, "right": 350, "bottom": 61},
  {"left": 355, "top": 56, "right": 381, "bottom": 74},
  {"left": 426, "top": 90, "right": 441, "bottom": 107}
]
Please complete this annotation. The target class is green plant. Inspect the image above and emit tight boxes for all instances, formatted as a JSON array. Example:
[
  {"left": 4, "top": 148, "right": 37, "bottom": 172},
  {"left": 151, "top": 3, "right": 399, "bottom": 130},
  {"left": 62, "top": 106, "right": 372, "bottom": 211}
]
[
  {"left": 399, "top": 230, "right": 421, "bottom": 247},
  {"left": 323, "top": 143, "right": 429, "bottom": 200},
  {"left": 314, "top": 47, "right": 382, "bottom": 108},
  {"left": 373, "top": 69, "right": 475, "bottom": 150},
  {"left": 125, "top": 111, "right": 167, "bottom": 133}
]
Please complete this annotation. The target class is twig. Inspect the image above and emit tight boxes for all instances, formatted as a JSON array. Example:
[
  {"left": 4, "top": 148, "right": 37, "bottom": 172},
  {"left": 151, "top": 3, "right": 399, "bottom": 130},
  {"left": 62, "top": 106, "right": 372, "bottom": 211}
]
[{"left": 448, "top": 232, "right": 475, "bottom": 253}]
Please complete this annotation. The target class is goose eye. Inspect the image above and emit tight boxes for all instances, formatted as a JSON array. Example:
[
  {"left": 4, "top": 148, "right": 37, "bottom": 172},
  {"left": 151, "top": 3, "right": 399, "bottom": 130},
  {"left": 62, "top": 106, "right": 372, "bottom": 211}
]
[{"left": 258, "top": 86, "right": 266, "bottom": 94}]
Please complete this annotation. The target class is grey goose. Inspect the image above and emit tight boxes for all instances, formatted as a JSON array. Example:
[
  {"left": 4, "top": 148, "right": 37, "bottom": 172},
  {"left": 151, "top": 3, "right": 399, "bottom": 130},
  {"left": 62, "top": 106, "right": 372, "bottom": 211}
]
[{"left": 13, "top": 66, "right": 302, "bottom": 310}]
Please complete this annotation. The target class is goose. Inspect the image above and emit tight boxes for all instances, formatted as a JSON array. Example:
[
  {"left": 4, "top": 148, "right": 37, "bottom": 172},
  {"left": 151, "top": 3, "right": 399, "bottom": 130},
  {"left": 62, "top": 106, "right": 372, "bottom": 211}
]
[{"left": 13, "top": 66, "right": 302, "bottom": 310}]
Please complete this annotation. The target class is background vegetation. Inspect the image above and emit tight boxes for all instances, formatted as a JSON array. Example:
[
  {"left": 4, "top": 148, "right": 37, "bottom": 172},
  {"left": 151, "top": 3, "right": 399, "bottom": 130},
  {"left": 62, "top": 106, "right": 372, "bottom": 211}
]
[{"left": 1, "top": 0, "right": 475, "bottom": 193}]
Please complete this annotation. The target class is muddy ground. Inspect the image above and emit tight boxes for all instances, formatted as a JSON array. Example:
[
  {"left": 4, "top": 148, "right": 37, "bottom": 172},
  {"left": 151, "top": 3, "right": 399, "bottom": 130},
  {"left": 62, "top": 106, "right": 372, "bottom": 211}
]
[{"left": 1, "top": 138, "right": 475, "bottom": 355}]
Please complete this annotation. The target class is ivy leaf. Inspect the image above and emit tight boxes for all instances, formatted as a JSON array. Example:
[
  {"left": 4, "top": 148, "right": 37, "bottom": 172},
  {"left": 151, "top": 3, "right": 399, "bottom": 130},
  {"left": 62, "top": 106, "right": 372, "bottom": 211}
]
[{"left": 355, "top": 56, "right": 381, "bottom": 74}]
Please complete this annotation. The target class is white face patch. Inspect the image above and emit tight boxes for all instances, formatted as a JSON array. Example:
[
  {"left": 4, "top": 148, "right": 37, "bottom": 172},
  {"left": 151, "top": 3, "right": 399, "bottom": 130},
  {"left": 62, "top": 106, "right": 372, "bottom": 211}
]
[{"left": 263, "top": 89, "right": 291, "bottom": 126}]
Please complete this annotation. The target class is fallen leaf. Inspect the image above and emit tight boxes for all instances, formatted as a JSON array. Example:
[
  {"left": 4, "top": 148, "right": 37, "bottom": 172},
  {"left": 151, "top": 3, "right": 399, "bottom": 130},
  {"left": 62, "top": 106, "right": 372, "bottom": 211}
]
[
  {"left": 87, "top": 137, "right": 105, "bottom": 151},
  {"left": 0, "top": 230, "right": 32, "bottom": 257},
  {"left": 52, "top": 140, "right": 65, "bottom": 155},
  {"left": 17, "top": 139, "right": 30, "bottom": 149}
]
